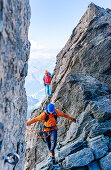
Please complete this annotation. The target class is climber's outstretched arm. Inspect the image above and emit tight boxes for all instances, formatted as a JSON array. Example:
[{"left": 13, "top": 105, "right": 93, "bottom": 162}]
[
  {"left": 55, "top": 109, "right": 76, "bottom": 122},
  {"left": 27, "top": 112, "right": 46, "bottom": 126}
]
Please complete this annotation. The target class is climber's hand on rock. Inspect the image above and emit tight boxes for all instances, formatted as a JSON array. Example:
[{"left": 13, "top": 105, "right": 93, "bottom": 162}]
[{"left": 72, "top": 118, "right": 76, "bottom": 123}]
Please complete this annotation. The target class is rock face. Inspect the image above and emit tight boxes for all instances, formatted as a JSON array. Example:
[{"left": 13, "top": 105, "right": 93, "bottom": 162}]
[
  {"left": 0, "top": 0, "right": 30, "bottom": 170},
  {"left": 25, "top": 3, "right": 111, "bottom": 170},
  {"left": 51, "top": 3, "right": 111, "bottom": 102}
]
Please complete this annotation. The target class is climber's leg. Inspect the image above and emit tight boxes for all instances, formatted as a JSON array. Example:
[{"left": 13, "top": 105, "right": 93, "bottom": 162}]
[
  {"left": 50, "top": 129, "right": 57, "bottom": 155},
  {"left": 48, "top": 84, "right": 52, "bottom": 95},
  {"left": 46, "top": 85, "right": 50, "bottom": 95},
  {"left": 49, "top": 129, "right": 57, "bottom": 164},
  {"left": 44, "top": 131, "right": 51, "bottom": 151}
]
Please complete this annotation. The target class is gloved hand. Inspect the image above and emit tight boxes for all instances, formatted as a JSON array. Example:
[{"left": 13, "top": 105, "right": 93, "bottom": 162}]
[
  {"left": 27, "top": 122, "right": 30, "bottom": 126},
  {"left": 72, "top": 118, "right": 76, "bottom": 123}
]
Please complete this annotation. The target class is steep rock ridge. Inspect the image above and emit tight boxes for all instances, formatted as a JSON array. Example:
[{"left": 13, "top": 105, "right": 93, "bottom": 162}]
[
  {"left": 25, "top": 3, "right": 111, "bottom": 170},
  {"left": 32, "top": 75, "right": 111, "bottom": 170},
  {"left": 51, "top": 2, "right": 111, "bottom": 102},
  {"left": 0, "top": 0, "right": 30, "bottom": 170}
]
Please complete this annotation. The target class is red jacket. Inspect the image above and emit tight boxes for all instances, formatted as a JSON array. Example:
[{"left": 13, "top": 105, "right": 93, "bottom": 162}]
[{"left": 43, "top": 72, "right": 51, "bottom": 85}]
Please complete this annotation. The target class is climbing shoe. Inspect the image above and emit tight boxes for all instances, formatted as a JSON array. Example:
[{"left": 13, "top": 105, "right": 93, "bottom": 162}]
[
  {"left": 50, "top": 152, "right": 56, "bottom": 164},
  {"left": 48, "top": 156, "right": 56, "bottom": 164},
  {"left": 50, "top": 152, "right": 55, "bottom": 157},
  {"left": 52, "top": 156, "right": 56, "bottom": 164}
]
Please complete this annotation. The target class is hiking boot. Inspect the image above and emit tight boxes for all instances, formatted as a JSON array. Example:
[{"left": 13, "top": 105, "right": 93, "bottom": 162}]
[
  {"left": 48, "top": 156, "right": 56, "bottom": 164},
  {"left": 48, "top": 156, "right": 53, "bottom": 161},
  {"left": 50, "top": 152, "right": 56, "bottom": 164},
  {"left": 50, "top": 152, "right": 54, "bottom": 157},
  {"left": 47, "top": 157, "right": 53, "bottom": 170},
  {"left": 52, "top": 156, "right": 56, "bottom": 164}
]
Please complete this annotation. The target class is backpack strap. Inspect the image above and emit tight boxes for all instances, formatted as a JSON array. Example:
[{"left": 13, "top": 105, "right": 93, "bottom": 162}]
[
  {"left": 44, "top": 110, "right": 57, "bottom": 122},
  {"left": 54, "top": 113, "right": 57, "bottom": 121},
  {"left": 44, "top": 111, "right": 49, "bottom": 122}
]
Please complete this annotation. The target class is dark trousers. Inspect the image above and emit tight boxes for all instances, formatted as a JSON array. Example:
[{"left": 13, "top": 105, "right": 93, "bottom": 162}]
[{"left": 44, "top": 129, "right": 57, "bottom": 154}]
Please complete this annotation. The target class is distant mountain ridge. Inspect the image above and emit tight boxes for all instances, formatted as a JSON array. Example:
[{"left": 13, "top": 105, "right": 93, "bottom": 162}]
[{"left": 27, "top": 96, "right": 39, "bottom": 106}]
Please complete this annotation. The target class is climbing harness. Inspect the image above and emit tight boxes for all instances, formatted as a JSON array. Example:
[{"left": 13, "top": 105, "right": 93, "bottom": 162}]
[{"left": 26, "top": 121, "right": 74, "bottom": 138}]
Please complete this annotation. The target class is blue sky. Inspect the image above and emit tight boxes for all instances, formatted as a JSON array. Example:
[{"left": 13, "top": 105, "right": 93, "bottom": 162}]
[{"left": 29, "top": 0, "right": 111, "bottom": 60}]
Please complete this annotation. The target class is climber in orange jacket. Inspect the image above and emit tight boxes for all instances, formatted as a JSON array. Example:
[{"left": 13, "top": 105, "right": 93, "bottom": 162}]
[{"left": 27, "top": 103, "right": 76, "bottom": 164}]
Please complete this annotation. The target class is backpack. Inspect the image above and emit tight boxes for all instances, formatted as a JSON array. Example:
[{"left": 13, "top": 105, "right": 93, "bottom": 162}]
[
  {"left": 44, "top": 74, "right": 51, "bottom": 85},
  {"left": 39, "top": 110, "right": 57, "bottom": 140},
  {"left": 44, "top": 110, "right": 57, "bottom": 122}
]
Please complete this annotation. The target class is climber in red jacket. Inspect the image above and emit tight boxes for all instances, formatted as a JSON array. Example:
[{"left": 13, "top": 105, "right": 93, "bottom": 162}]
[
  {"left": 27, "top": 103, "right": 76, "bottom": 164},
  {"left": 43, "top": 70, "right": 52, "bottom": 97}
]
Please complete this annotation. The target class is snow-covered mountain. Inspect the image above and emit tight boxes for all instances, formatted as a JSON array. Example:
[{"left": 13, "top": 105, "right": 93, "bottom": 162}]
[{"left": 27, "top": 96, "right": 39, "bottom": 106}]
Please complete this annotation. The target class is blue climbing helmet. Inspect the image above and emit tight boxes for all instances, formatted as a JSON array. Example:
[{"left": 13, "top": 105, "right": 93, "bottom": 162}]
[
  {"left": 44, "top": 103, "right": 57, "bottom": 122},
  {"left": 47, "top": 103, "right": 56, "bottom": 113}
]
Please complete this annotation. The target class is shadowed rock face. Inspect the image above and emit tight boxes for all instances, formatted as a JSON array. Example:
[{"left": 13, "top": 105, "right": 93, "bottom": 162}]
[
  {"left": 25, "top": 3, "right": 111, "bottom": 170},
  {"left": 0, "top": 0, "right": 30, "bottom": 169}
]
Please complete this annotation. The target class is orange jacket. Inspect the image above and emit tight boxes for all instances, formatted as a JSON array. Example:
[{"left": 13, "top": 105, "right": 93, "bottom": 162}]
[{"left": 27, "top": 109, "right": 73, "bottom": 130}]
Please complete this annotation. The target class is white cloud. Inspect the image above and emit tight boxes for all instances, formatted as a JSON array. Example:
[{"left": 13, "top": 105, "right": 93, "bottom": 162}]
[
  {"left": 30, "top": 51, "right": 54, "bottom": 59},
  {"left": 29, "top": 39, "right": 61, "bottom": 60},
  {"left": 30, "top": 40, "right": 45, "bottom": 50}
]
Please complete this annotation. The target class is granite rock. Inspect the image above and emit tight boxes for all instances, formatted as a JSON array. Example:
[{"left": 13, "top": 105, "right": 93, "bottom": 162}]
[
  {"left": 0, "top": 0, "right": 31, "bottom": 169},
  {"left": 99, "top": 152, "right": 111, "bottom": 170},
  {"left": 88, "top": 135, "right": 109, "bottom": 159},
  {"left": 64, "top": 148, "right": 94, "bottom": 168}
]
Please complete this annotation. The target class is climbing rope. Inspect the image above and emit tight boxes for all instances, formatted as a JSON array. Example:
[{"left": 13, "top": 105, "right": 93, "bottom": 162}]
[
  {"left": 26, "top": 121, "right": 74, "bottom": 138},
  {"left": 56, "top": 100, "right": 71, "bottom": 116},
  {"left": 26, "top": 89, "right": 75, "bottom": 139},
  {"left": 26, "top": 128, "right": 50, "bottom": 138}
]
